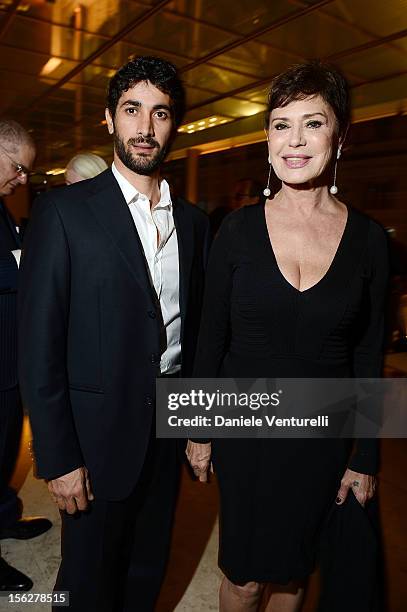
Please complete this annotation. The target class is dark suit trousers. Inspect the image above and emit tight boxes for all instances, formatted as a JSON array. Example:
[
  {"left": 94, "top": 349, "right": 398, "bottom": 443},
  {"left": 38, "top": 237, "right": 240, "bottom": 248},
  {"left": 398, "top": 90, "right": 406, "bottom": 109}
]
[
  {"left": 0, "top": 387, "right": 23, "bottom": 528},
  {"left": 54, "top": 436, "right": 180, "bottom": 612}
]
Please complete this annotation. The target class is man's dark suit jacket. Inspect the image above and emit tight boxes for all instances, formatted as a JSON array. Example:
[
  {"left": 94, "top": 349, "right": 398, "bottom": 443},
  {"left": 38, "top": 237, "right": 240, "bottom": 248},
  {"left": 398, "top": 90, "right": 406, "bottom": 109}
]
[
  {"left": 0, "top": 200, "right": 20, "bottom": 392},
  {"left": 18, "top": 169, "right": 210, "bottom": 501}
]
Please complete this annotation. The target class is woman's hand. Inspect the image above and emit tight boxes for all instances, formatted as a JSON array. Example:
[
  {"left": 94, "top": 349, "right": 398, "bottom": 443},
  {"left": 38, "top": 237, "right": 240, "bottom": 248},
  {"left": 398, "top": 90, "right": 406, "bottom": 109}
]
[
  {"left": 336, "top": 468, "right": 377, "bottom": 507},
  {"left": 186, "top": 440, "right": 212, "bottom": 482}
]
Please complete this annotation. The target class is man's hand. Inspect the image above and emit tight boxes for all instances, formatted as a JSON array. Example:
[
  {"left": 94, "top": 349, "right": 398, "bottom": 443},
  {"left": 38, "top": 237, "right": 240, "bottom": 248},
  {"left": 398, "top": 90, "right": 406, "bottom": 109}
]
[
  {"left": 336, "top": 468, "right": 377, "bottom": 507},
  {"left": 186, "top": 441, "right": 212, "bottom": 483},
  {"left": 47, "top": 466, "right": 94, "bottom": 514}
]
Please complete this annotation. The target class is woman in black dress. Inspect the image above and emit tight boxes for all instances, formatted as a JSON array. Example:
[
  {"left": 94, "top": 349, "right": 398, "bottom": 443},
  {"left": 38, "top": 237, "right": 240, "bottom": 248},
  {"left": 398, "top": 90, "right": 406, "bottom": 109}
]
[{"left": 187, "top": 61, "right": 388, "bottom": 611}]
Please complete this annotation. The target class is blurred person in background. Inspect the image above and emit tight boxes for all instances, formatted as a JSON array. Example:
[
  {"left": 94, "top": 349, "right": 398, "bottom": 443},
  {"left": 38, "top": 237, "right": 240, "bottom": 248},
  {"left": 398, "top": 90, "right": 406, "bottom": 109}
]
[
  {"left": 65, "top": 152, "right": 108, "bottom": 185},
  {"left": 210, "top": 177, "right": 263, "bottom": 234},
  {"left": 0, "top": 119, "right": 51, "bottom": 591},
  {"left": 231, "top": 177, "right": 263, "bottom": 209}
]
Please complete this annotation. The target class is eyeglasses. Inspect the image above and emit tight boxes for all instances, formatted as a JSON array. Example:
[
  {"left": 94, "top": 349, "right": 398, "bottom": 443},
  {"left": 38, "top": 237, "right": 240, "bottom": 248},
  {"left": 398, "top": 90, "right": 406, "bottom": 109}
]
[{"left": 0, "top": 143, "right": 31, "bottom": 177}]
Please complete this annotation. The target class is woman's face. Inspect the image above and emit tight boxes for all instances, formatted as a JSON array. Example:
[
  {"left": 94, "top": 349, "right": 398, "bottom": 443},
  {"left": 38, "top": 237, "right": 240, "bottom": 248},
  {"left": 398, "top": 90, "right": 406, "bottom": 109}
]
[{"left": 267, "top": 95, "right": 339, "bottom": 187}]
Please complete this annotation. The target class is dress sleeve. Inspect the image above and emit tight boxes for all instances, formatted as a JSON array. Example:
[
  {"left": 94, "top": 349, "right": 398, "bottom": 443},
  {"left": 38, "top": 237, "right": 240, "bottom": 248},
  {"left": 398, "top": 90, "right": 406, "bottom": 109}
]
[
  {"left": 348, "top": 222, "right": 389, "bottom": 475},
  {"left": 192, "top": 216, "right": 235, "bottom": 378}
]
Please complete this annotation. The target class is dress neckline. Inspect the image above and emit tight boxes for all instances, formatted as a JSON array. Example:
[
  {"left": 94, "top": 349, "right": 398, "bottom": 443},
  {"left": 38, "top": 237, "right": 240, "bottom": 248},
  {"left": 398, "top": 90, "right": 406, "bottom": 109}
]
[{"left": 261, "top": 204, "right": 351, "bottom": 295}]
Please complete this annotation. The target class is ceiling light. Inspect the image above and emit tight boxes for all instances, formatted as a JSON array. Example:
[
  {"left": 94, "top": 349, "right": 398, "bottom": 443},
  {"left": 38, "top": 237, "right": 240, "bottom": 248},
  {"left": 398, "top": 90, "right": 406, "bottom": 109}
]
[
  {"left": 46, "top": 168, "right": 66, "bottom": 176},
  {"left": 40, "top": 57, "right": 62, "bottom": 76},
  {"left": 178, "top": 115, "right": 233, "bottom": 134}
]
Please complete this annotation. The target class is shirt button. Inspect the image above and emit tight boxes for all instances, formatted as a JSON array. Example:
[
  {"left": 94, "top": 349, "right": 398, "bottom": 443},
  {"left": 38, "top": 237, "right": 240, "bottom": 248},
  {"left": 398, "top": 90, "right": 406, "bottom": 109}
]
[
  {"left": 148, "top": 310, "right": 156, "bottom": 319},
  {"left": 146, "top": 396, "right": 153, "bottom": 407},
  {"left": 150, "top": 353, "right": 160, "bottom": 364}
]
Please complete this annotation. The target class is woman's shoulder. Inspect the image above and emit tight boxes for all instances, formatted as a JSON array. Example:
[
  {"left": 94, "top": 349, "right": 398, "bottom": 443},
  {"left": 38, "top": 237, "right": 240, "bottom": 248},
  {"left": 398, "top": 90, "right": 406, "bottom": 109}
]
[
  {"left": 349, "top": 206, "right": 388, "bottom": 246},
  {"left": 219, "top": 203, "right": 263, "bottom": 232},
  {"left": 347, "top": 207, "right": 389, "bottom": 275}
]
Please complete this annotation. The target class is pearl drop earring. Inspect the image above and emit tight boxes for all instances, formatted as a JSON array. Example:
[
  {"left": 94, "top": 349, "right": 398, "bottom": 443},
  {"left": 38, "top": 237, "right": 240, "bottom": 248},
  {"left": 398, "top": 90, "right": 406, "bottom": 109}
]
[
  {"left": 329, "top": 147, "right": 341, "bottom": 195},
  {"left": 263, "top": 163, "right": 272, "bottom": 197}
]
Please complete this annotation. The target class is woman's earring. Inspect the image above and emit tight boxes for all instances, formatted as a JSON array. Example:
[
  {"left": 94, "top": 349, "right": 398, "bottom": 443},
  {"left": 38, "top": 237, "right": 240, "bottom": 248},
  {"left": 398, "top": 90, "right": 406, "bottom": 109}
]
[
  {"left": 263, "top": 163, "right": 272, "bottom": 197},
  {"left": 329, "top": 147, "right": 341, "bottom": 195}
]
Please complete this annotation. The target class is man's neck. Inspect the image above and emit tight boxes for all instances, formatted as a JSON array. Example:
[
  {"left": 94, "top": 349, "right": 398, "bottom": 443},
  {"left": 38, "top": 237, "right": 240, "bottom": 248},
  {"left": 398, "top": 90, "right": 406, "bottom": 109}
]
[{"left": 113, "top": 155, "right": 161, "bottom": 208}]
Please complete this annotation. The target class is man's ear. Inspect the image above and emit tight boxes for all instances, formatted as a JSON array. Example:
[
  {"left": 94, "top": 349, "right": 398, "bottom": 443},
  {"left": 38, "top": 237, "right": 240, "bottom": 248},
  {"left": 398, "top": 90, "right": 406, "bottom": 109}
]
[{"left": 105, "top": 108, "right": 114, "bottom": 135}]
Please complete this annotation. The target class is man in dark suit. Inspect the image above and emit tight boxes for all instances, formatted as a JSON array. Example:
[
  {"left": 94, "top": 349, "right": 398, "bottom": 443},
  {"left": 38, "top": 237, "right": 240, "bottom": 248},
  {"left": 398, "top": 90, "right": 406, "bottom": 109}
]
[
  {"left": 19, "top": 57, "right": 210, "bottom": 611},
  {"left": 0, "top": 120, "right": 52, "bottom": 591}
]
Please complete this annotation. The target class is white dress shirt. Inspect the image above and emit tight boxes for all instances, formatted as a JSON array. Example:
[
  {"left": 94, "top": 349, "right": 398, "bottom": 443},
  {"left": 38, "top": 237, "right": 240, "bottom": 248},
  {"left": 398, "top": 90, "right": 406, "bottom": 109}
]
[
  {"left": 112, "top": 162, "right": 181, "bottom": 374},
  {"left": 11, "top": 250, "right": 21, "bottom": 267}
]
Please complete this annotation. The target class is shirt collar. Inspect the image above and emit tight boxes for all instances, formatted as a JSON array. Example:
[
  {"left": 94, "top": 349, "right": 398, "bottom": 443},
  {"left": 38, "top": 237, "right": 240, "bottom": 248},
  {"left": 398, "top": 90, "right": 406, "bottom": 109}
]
[{"left": 111, "top": 162, "right": 172, "bottom": 211}]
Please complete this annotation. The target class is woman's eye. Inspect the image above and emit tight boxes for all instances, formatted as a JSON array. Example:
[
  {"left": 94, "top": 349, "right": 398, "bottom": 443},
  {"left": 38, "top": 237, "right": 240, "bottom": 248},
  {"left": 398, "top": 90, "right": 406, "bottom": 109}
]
[
  {"left": 306, "top": 120, "right": 322, "bottom": 128},
  {"left": 274, "top": 123, "right": 288, "bottom": 130}
]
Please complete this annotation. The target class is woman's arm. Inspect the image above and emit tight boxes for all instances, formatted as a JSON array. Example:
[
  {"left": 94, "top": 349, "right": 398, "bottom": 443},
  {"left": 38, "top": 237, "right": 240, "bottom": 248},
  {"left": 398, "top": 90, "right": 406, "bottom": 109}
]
[
  {"left": 349, "top": 222, "right": 389, "bottom": 475},
  {"left": 192, "top": 216, "right": 234, "bottom": 377},
  {"left": 337, "top": 222, "right": 389, "bottom": 505},
  {"left": 187, "top": 216, "right": 236, "bottom": 478}
]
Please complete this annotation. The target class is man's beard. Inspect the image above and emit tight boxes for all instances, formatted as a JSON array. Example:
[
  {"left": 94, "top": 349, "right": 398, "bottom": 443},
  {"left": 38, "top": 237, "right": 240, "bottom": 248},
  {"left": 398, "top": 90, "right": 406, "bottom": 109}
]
[{"left": 114, "top": 133, "right": 170, "bottom": 176}]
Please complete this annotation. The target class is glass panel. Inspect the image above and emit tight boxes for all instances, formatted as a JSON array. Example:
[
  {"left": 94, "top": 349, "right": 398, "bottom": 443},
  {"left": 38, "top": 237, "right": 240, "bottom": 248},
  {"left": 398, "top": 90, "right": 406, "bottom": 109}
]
[
  {"left": 323, "top": 0, "right": 407, "bottom": 38},
  {"left": 352, "top": 73, "right": 407, "bottom": 110},
  {"left": 337, "top": 47, "right": 407, "bottom": 82},
  {"left": 243, "top": 86, "right": 270, "bottom": 105},
  {"left": 176, "top": 0, "right": 310, "bottom": 37},
  {"left": 212, "top": 42, "right": 303, "bottom": 81},
  {"left": 11, "top": 0, "right": 147, "bottom": 35},
  {"left": 255, "top": 12, "right": 370, "bottom": 59},
  {"left": 95, "top": 42, "right": 191, "bottom": 72},
  {"left": 183, "top": 96, "right": 267, "bottom": 124},
  {"left": 185, "top": 64, "right": 257, "bottom": 95},
  {"left": 124, "top": 12, "right": 238, "bottom": 59}
]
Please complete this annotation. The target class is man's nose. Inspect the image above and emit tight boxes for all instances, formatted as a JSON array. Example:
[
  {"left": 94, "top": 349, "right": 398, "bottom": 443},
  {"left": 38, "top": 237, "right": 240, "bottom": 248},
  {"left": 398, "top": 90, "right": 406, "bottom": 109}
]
[
  {"left": 137, "top": 111, "right": 154, "bottom": 137},
  {"left": 17, "top": 172, "right": 28, "bottom": 185}
]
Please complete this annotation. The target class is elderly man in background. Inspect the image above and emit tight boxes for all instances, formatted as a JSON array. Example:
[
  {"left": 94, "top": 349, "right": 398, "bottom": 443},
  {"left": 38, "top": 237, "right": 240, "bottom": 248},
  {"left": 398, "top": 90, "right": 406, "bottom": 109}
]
[{"left": 0, "top": 119, "right": 52, "bottom": 591}]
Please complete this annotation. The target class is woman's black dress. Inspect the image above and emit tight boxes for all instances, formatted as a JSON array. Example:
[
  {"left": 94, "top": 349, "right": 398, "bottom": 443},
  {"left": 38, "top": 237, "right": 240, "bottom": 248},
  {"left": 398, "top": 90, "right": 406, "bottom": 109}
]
[{"left": 193, "top": 203, "right": 388, "bottom": 584}]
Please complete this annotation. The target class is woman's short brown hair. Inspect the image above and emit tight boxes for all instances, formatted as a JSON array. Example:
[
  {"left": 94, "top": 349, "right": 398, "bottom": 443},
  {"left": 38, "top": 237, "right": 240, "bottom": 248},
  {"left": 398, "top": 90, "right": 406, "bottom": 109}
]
[{"left": 265, "top": 60, "right": 350, "bottom": 140}]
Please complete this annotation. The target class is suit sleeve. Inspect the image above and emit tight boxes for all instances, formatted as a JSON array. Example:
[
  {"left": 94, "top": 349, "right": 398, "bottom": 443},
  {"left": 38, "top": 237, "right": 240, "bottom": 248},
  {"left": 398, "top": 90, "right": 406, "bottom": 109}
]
[
  {"left": 348, "top": 222, "right": 389, "bottom": 475},
  {"left": 18, "top": 196, "right": 84, "bottom": 480},
  {"left": 0, "top": 252, "right": 18, "bottom": 292}
]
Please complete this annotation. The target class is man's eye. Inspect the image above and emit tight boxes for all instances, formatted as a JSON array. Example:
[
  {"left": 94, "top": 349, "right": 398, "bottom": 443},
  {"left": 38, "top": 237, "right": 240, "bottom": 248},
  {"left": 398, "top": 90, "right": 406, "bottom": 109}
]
[
  {"left": 306, "top": 120, "right": 322, "bottom": 128},
  {"left": 154, "top": 111, "right": 168, "bottom": 119},
  {"left": 126, "top": 107, "right": 137, "bottom": 114},
  {"left": 274, "top": 123, "right": 288, "bottom": 130}
]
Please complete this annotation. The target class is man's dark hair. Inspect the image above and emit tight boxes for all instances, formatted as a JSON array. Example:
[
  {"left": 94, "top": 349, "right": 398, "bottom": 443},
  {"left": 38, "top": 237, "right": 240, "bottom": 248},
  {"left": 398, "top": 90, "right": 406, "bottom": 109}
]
[
  {"left": 107, "top": 56, "right": 186, "bottom": 129},
  {"left": 265, "top": 60, "right": 350, "bottom": 140}
]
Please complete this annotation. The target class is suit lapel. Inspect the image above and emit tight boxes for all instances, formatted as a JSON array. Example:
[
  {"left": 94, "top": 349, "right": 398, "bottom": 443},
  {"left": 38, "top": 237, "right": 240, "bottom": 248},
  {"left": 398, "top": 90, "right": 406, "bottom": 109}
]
[
  {"left": 86, "top": 170, "right": 154, "bottom": 302},
  {"left": 173, "top": 198, "right": 194, "bottom": 332}
]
